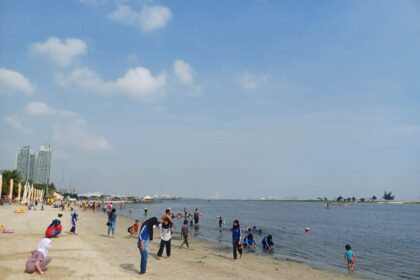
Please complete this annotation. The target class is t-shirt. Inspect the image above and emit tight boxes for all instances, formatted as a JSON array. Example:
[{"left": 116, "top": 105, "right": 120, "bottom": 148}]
[
  {"left": 131, "top": 224, "right": 139, "bottom": 233},
  {"left": 345, "top": 250, "right": 354, "bottom": 261},
  {"left": 159, "top": 224, "right": 172, "bottom": 241}
]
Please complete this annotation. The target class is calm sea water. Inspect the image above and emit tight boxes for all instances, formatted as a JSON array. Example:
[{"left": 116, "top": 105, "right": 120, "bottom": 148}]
[{"left": 119, "top": 200, "right": 420, "bottom": 280}]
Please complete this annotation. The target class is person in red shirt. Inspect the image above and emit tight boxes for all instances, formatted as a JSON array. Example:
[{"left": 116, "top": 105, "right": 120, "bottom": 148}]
[
  {"left": 129, "top": 219, "right": 139, "bottom": 237},
  {"left": 45, "top": 220, "right": 62, "bottom": 238}
]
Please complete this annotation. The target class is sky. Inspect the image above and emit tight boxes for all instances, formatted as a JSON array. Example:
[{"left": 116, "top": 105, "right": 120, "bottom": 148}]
[{"left": 1, "top": 0, "right": 420, "bottom": 199}]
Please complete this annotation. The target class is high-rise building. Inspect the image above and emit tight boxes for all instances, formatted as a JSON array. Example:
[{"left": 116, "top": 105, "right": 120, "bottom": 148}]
[
  {"left": 16, "top": 146, "right": 31, "bottom": 181},
  {"left": 34, "top": 145, "right": 52, "bottom": 184},
  {"left": 15, "top": 145, "right": 52, "bottom": 184}
]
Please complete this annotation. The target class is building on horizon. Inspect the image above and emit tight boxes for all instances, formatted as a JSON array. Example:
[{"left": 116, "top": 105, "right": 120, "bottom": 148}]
[{"left": 15, "top": 144, "right": 52, "bottom": 184}]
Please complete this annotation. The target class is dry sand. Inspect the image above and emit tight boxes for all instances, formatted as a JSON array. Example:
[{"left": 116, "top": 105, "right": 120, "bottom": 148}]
[{"left": 0, "top": 204, "right": 363, "bottom": 280}]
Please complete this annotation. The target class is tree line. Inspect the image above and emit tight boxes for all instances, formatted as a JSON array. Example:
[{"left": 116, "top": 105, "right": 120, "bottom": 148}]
[
  {"left": 1, "top": 169, "right": 57, "bottom": 197},
  {"left": 317, "top": 191, "right": 395, "bottom": 202}
]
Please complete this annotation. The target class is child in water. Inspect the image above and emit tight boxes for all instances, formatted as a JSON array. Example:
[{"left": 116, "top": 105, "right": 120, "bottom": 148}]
[{"left": 344, "top": 244, "right": 356, "bottom": 273}]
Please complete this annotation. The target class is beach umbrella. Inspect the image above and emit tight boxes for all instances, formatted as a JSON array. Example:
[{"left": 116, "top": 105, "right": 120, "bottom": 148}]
[
  {"left": 27, "top": 185, "right": 32, "bottom": 203},
  {"left": 17, "top": 183, "right": 22, "bottom": 201},
  {"left": 8, "top": 179, "right": 13, "bottom": 200},
  {"left": 0, "top": 174, "right": 2, "bottom": 199}
]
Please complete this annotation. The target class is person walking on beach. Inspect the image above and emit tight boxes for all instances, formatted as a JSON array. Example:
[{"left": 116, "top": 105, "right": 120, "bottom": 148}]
[
  {"left": 70, "top": 208, "right": 78, "bottom": 234},
  {"left": 231, "top": 220, "right": 242, "bottom": 260},
  {"left": 157, "top": 217, "right": 172, "bottom": 258},
  {"left": 194, "top": 208, "right": 200, "bottom": 225},
  {"left": 107, "top": 208, "right": 117, "bottom": 238},
  {"left": 180, "top": 219, "right": 190, "bottom": 248},
  {"left": 25, "top": 238, "right": 52, "bottom": 275},
  {"left": 344, "top": 244, "right": 356, "bottom": 273},
  {"left": 138, "top": 217, "right": 160, "bottom": 274}
]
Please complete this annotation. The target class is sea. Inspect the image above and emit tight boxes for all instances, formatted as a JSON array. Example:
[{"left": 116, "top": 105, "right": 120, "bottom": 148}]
[{"left": 119, "top": 199, "right": 420, "bottom": 280}]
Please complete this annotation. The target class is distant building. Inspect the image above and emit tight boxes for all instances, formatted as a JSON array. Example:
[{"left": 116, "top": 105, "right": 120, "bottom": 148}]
[
  {"left": 16, "top": 146, "right": 33, "bottom": 181},
  {"left": 16, "top": 144, "right": 52, "bottom": 184},
  {"left": 34, "top": 145, "right": 52, "bottom": 184}
]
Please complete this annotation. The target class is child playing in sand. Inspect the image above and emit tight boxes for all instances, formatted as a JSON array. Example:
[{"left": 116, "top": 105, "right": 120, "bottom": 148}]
[
  {"left": 180, "top": 219, "right": 189, "bottom": 248},
  {"left": 157, "top": 217, "right": 172, "bottom": 258},
  {"left": 344, "top": 244, "right": 356, "bottom": 273},
  {"left": 25, "top": 238, "right": 52, "bottom": 275}
]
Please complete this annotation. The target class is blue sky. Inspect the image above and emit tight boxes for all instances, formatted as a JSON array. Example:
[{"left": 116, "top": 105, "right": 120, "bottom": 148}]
[{"left": 1, "top": 0, "right": 419, "bottom": 199}]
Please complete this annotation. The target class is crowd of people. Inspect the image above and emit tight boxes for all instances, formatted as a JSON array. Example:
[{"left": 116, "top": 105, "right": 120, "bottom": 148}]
[{"left": 24, "top": 202, "right": 356, "bottom": 276}]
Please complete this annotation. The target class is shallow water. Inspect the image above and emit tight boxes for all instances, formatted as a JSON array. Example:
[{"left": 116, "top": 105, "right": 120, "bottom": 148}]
[{"left": 120, "top": 200, "right": 420, "bottom": 280}]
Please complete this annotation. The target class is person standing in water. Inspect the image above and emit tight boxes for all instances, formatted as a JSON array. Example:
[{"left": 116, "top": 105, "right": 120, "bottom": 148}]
[
  {"left": 70, "top": 208, "right": 77, "bottom": 234},
  {"left": 107, "top": 208, "right": 117, "bottom": 238},
  {"left": 218, "top": 216, "right": 223, "bottom": 231},
  {"left": 194, "top": 208, "right": 200, "bottom": 225},
  {"left": 144, "top": 207, "right": 148, "bottom": 215},
  {"left": 231, "top": 220, "right": 242, "bottom": 260},
  {"left": 25, "top": 238, "right": 52, "bottom": 275},
  {"left": 138, "top": 217, "right": 160, "bottom": 274},
  {"left": 344, "top": 244, "right": 356, "bottom": 273}
]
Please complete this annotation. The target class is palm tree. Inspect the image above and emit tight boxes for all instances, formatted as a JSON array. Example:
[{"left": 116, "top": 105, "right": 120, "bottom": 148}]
[{"left": 383, "top": 191, "right": 395, "bottom": 201}]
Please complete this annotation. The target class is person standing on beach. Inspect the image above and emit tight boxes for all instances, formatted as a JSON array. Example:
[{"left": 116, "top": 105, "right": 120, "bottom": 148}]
[
  {"left": 138, "top": 217, "right": 160, "bottom": 274},
  {"left": 231, "top": 220, "right": 242, "bottom": 260},
  {"left": 70, "top": 208, "right": 78, "bottom": 234},
  {"left": 180, "top": 219, "right": 190, "bottom": 248},
  {"left": 157, "top": 217, "right": 172, "bottom": 258},
  {"left": 107, "top": 208, "right": 117, "bottom": 238},
  {"left": 25, "top": 238, "right": 52, "bottom": 275},
  {"left": 194, "top": 208, "right": 200, "bottom": 225}
]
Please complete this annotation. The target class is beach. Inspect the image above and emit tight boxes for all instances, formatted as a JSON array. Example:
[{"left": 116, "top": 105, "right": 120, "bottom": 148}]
[{"left": 0, "top": 205, "right": 362, "bottom": 280}]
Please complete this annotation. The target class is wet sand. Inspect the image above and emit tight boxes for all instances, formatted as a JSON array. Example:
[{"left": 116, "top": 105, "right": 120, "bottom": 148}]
[{"left": 0, "top": 204, "right": 362, "bottom": 280}]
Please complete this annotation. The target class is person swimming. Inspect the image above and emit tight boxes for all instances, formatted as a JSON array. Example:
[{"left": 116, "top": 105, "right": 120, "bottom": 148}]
[{"left": 262, "top": 234, "right": 274, "bottom": 251}]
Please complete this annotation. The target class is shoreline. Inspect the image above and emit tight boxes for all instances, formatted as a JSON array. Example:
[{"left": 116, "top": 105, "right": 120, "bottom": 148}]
[{"left": 0, "top": 204, "right": 364, "bottom": 280}]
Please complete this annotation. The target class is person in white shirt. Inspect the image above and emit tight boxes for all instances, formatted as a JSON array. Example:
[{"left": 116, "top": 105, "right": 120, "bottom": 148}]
[{"left": 157, "top": 217, "right": 172, "bottom": 258}]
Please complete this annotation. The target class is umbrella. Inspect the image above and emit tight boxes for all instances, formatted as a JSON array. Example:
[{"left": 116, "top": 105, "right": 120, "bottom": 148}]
[
  {"left": 8, "top": 179, "right": 13, "bottom": 200},
  {"left": 21, "top": 183, "right": 28, "bottom": 204},
  {"left": 0, "top": 174, "right": 2, "bottom": 199}
]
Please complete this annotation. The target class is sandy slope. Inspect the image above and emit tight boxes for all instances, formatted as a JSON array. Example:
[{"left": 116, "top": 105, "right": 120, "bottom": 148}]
[{"left": 0, "top": 204, "right": 362, "bottom": 280}]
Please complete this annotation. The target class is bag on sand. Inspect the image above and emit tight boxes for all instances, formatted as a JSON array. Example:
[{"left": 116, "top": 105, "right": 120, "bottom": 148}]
[
  {"left": 106, "top": 222, "right": 111, "bottom": 226},
  {"left": 127, "top": 226, "right": 133, "bottom": 233}
]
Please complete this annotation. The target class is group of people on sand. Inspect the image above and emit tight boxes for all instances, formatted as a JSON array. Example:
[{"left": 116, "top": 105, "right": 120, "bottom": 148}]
[{"left": 24, "top": 204, "right": 356, "bottom": 276}]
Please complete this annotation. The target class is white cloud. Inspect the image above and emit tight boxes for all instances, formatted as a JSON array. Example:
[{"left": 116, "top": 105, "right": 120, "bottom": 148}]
[
  {"left": 26, "top": 102, "right": 57, "bottom": 115},
  {"left": 0, "top": 68, "right": 34, "bottom": 94},
  {"left": 30, "top": 37, "right": 87, "bottom": 67},
  {"left": 5, "top": 115, "right": 32, "bottom": 134},
  {"left": 56, "top": 66, "right": 167, "bottom": 101},
  {"left": 79, "top": 0, "right": 106, "bottom": 5},
  {"left": 236, "top": 71, "right": 269, "bottom": 91},
  {"left": 173, "top": 59, "right": 195, "bottom": 85},
  {"left": 53, "top": 117, "right": 112, "bottom": 151},
  {"left": 108, "top": 4, "right": 172, "bottom": 32}
]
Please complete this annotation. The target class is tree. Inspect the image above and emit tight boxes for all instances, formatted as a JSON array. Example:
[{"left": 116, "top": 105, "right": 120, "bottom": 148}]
[
  {"left": 371, "top": 195, "right": 377, "bottom": 201},
  {"left": 383, "top": 191, "right": 395, "bottom": 201},
  {"left": 359, "top": 198, "right": 365, "bottom": 202},
  {"left": 337, "top": 196, "right": 343, "bottom": 202},
  {"left": 347, "top": 197, "right": 351, "bottom": 202},
  {"left": 351, "top": 197, "right": 356, "bottom": 203},
  {"left": 1, "top": 169, "right": 21, "bottom": 197}
]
